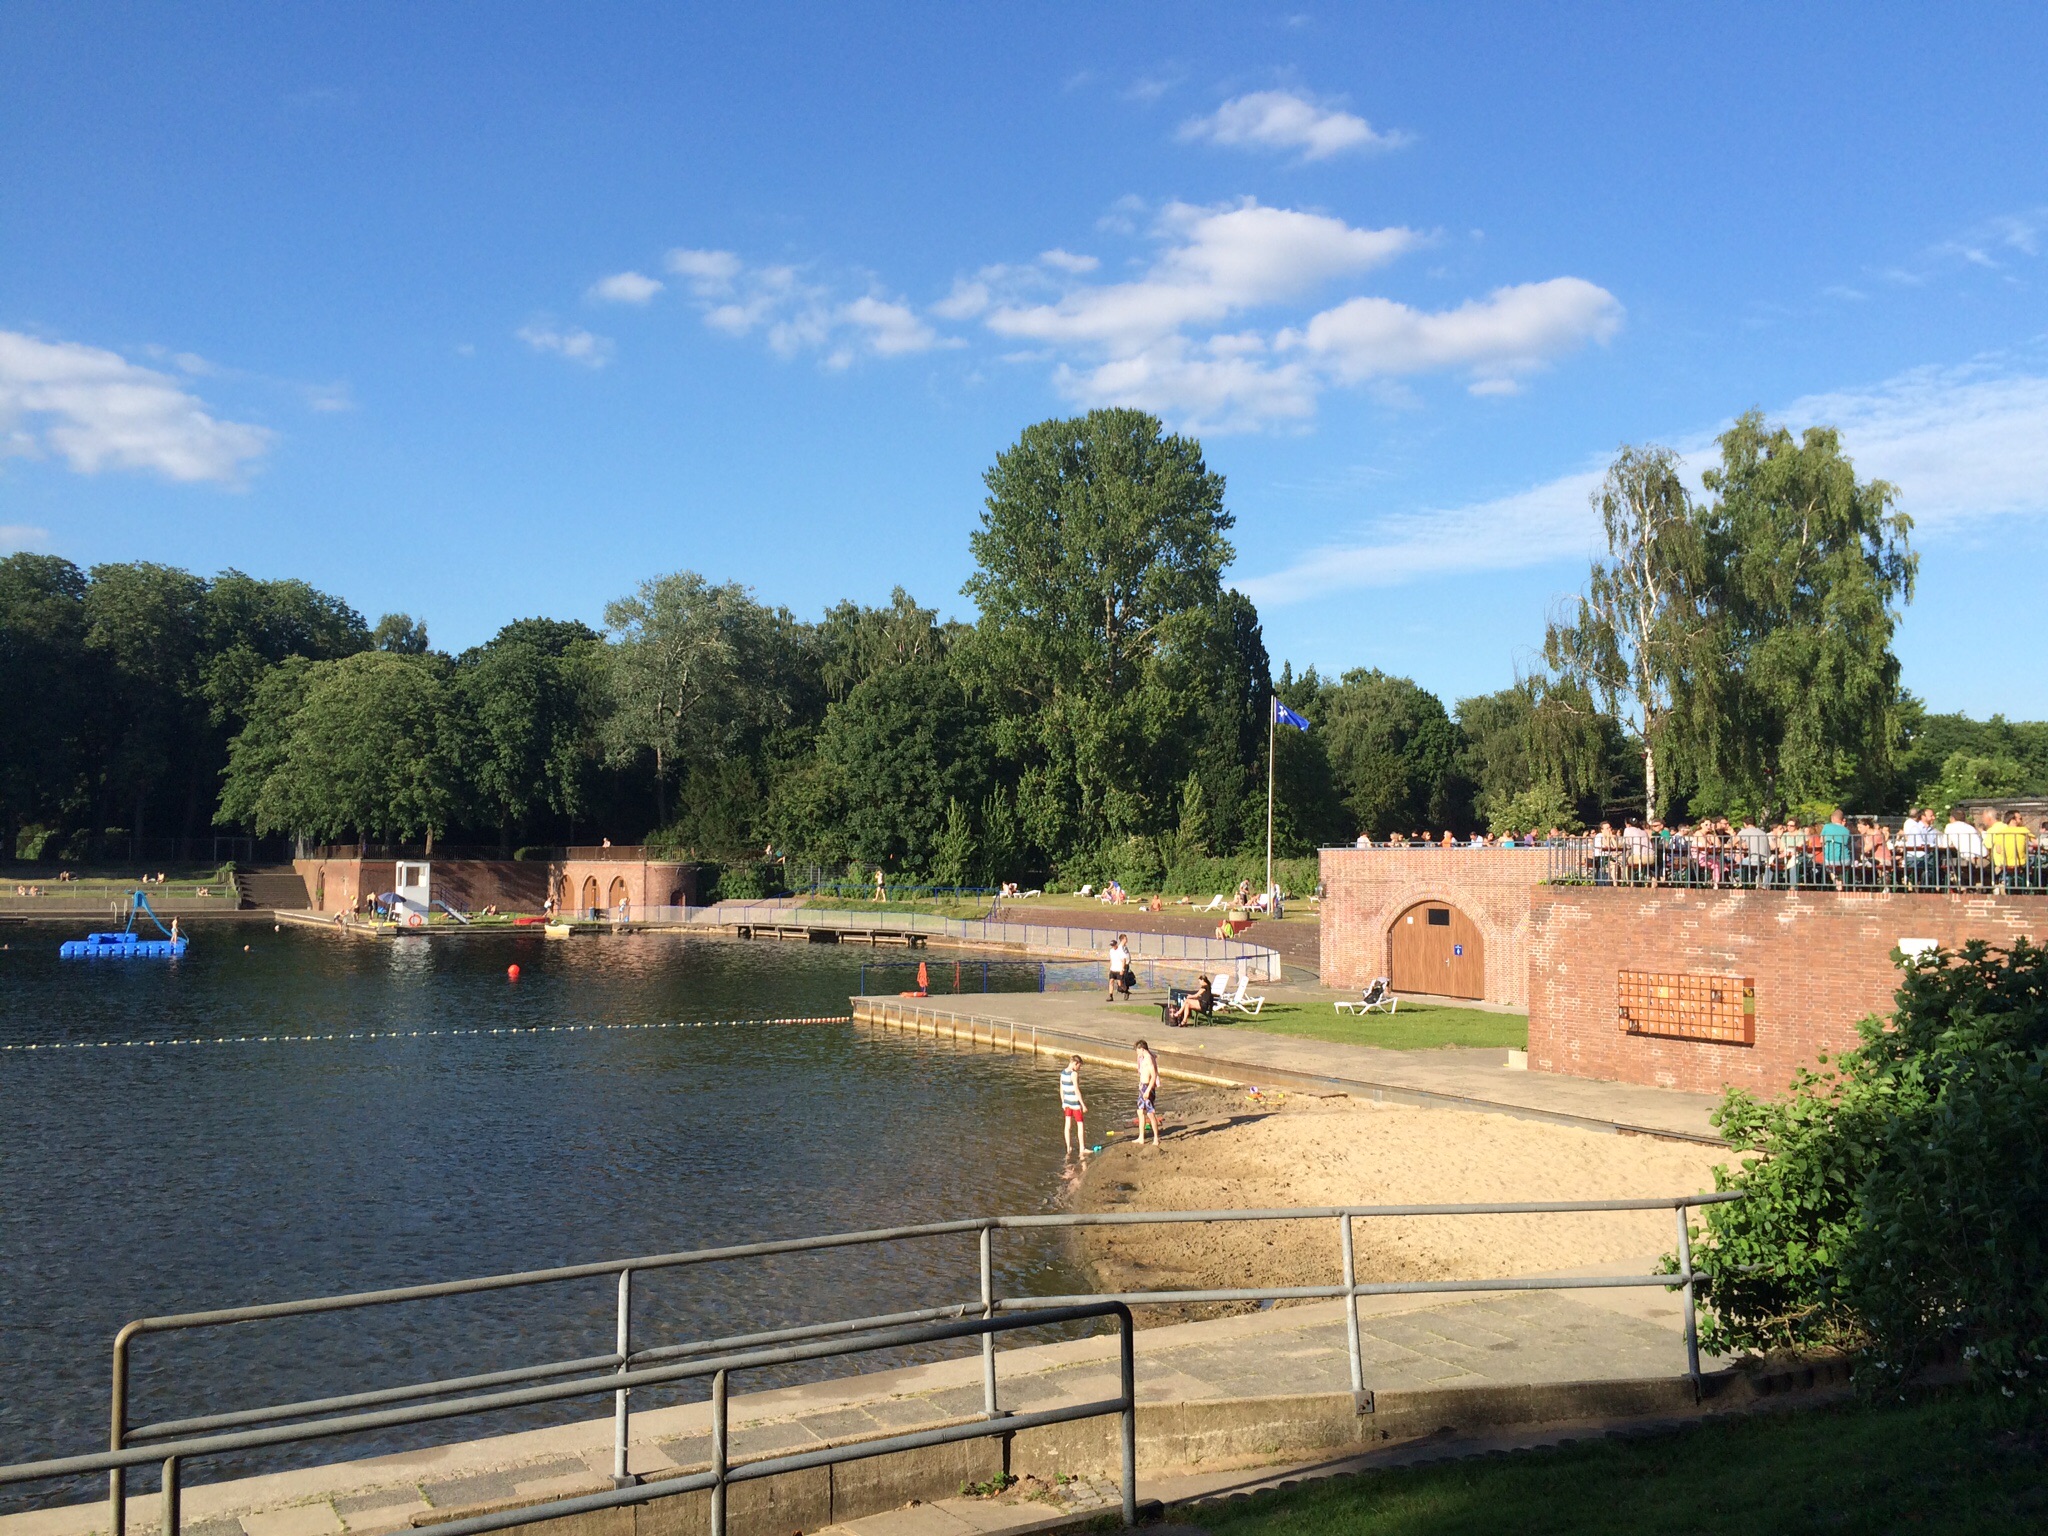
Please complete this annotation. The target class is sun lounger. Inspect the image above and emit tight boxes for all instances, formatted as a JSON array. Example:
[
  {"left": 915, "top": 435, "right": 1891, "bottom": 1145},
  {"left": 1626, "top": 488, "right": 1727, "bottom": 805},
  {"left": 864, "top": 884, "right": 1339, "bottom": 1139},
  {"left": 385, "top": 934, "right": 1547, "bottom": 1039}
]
[
  {"left": 1212, "top": 973, "right": 1266, "bottom": 1015},
  {"left": 1335, "top": 978, "right": 1399, "bottom": 1015}
]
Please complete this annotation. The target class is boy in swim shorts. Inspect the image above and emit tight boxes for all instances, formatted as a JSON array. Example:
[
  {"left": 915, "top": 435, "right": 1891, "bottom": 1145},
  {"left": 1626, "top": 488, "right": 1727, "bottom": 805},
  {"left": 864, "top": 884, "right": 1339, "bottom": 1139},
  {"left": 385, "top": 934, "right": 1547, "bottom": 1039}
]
[
  {"left": 1059, "top": 1055, "right": 1088, "bottom": 1157},
  {"left": 1135, "top": 1039, "right": 1160, "bottom": 1147}
]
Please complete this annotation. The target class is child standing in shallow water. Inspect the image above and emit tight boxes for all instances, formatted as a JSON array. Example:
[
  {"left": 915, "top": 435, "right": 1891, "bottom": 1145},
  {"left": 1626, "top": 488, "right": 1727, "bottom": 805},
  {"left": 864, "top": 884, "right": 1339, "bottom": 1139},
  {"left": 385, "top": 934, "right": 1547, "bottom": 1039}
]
[
  {"left": 1135, "top": 1039, "right": 1160, "bottom": 1147},
  {"left": 1059, "top": 1055, "right": 1088, "bottom": 1158}
]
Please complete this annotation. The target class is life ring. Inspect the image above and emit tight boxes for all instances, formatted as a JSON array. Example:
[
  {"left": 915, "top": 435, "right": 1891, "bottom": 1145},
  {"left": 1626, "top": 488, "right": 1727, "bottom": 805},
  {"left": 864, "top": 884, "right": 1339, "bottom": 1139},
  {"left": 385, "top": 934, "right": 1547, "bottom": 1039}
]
[{"left": 403, "top": 910, "right": 426, "bottom": 930}]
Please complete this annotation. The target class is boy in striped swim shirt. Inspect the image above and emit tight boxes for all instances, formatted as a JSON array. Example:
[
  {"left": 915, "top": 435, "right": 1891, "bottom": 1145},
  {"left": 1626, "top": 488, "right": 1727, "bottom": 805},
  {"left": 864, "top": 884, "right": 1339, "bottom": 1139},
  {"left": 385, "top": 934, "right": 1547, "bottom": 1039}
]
[{"left": 1059, "top": 1055, "right": 1088, "bottom": 1158}]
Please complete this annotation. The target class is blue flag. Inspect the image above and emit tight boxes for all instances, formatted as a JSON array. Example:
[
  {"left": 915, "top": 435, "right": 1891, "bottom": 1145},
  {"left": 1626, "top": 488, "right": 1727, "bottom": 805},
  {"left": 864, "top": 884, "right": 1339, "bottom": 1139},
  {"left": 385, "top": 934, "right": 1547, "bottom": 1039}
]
[{"left": 1271, "top": 697, "right": 1311, "bottom": 731}]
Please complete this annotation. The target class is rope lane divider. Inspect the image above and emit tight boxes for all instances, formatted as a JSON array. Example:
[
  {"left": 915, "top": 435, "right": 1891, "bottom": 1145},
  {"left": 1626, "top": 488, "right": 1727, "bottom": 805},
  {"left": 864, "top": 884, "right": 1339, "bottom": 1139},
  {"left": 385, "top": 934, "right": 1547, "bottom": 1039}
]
[{"left": 0, "top": 1017, "right": 856, "bottom": 1052}]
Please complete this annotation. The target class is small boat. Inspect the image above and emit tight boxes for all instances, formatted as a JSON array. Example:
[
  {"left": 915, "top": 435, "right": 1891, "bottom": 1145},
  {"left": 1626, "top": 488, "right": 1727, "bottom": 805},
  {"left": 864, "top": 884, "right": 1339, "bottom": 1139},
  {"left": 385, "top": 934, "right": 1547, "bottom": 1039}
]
[{"left": 59, "top": 892, "right": 189, "bottom": 959}]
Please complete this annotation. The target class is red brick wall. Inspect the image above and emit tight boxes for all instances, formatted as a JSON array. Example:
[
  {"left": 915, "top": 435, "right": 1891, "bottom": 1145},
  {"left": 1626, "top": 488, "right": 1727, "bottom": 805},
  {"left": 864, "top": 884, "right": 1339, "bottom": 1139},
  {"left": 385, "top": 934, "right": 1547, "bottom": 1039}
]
[
  {"left": 1528, "top": 887, "right": 2041, "bottom": 1096},
  {"left": 1318, "top": 848, "right": 1551, "bottom": 1005}
]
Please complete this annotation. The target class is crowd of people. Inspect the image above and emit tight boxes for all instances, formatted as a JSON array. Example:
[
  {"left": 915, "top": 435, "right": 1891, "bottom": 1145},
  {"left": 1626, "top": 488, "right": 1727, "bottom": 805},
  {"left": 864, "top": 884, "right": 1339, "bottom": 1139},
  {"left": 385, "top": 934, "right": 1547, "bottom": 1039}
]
[
  {"left": 1351, "top": 806, "right": 2043, "bottom": 892},
  {"left": 1574, "top": 806, "right": 2042, "bottom": 892}
]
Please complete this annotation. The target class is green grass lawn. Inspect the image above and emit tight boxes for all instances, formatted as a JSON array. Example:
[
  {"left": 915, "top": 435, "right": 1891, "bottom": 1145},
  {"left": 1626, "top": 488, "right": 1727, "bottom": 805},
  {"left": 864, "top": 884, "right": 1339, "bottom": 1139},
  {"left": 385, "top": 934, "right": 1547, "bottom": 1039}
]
[
  {"left": 799, "top": 895, "right": 996, "bottom": 919},
  {"left": 1110, "top": 1000, "right": 1527, "bottom": 1051},
  {"left": 1182, "top": 1393, "right": 2044, "bottom": 1536}
]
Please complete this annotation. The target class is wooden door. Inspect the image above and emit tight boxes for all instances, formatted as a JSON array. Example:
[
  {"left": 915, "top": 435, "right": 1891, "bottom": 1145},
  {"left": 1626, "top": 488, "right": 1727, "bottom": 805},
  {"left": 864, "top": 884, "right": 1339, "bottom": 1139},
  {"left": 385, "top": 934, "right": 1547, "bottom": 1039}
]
[
  {"left": 1389, "top": 901, "right": 1486, "bottom": 999},
  {"left": 581, "top": 876, "right": 600, "bottom": 916}
]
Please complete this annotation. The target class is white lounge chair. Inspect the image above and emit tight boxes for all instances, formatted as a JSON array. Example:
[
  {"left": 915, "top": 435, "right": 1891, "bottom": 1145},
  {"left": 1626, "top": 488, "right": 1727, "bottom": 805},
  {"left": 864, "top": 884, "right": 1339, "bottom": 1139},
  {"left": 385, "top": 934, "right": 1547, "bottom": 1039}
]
[
  {"left": 1213, "top": 973, "right": 1267, "bottom": 1015},
  {"left": 1336, "top": 978, "right": 1399, "bottom": 1015}
]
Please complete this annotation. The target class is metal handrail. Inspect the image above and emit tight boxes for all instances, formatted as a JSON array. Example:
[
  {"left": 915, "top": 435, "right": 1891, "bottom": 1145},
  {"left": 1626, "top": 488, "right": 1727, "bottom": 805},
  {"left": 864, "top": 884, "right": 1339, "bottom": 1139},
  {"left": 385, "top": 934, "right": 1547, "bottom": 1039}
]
[
  {"left": 3, "top": 1307, "right": 1140, "bottom": 1536},
  {"left": 11, "top": 1196, "right": 1739, "bottom": 1536}
]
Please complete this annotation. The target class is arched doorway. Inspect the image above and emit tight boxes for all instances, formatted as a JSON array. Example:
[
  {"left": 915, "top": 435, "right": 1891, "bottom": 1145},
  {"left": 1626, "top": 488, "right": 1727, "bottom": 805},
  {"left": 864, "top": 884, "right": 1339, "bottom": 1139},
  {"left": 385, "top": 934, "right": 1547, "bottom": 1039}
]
[
  {"left": 581, "top": 875, "right": 600, "bottom": 918},
  {"left": 1390, "top": 901, "right": 1486, "bottom": 999},
  {"left": 607, "top": 876, "right": 629, "bottom": 914}
]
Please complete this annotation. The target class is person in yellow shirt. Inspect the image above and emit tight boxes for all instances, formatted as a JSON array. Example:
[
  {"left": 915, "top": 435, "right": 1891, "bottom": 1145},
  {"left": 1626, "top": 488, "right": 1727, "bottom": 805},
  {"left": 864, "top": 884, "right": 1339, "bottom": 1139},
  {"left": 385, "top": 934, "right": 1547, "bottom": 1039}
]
[{"left": 1984, "top": 812, "right": 2033, "bottom": 889}]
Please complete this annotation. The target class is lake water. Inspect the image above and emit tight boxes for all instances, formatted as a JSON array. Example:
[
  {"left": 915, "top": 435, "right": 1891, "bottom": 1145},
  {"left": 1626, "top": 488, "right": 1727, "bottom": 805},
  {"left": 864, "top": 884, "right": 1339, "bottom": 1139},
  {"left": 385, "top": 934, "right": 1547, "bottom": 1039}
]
[{"left": 0, "top": 923, "right": 1091, "bottom": 1505}]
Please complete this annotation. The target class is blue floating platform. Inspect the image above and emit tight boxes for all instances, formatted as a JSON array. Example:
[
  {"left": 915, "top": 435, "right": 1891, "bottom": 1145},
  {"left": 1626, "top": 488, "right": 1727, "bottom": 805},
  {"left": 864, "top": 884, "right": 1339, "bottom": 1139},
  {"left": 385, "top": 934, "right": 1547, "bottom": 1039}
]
[{"left": 59, "top": 931, "right": 187, "bottom": 959}]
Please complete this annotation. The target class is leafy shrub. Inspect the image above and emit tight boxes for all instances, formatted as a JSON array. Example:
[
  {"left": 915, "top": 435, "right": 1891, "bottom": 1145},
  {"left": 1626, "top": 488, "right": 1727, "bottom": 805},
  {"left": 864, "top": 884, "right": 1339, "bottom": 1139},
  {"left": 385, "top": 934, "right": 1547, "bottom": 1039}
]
[{"left": 1693, "top": 939, "right": 2048, "bottom": 1396}]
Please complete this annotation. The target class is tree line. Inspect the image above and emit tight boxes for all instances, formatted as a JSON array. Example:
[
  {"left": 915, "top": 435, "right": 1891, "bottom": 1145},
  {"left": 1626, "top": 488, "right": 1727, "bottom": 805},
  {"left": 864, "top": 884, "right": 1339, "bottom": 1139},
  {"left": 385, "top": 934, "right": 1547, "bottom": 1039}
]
[{"left": 3, "top": 408, "right": 2041, "bottom": 885}]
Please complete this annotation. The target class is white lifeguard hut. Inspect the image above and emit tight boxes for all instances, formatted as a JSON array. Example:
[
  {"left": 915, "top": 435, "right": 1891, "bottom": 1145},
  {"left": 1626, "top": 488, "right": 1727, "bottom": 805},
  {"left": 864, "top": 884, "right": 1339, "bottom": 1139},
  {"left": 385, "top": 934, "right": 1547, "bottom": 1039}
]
[{"left": 393, "top": 861, "right": 432, "bottom": 928}]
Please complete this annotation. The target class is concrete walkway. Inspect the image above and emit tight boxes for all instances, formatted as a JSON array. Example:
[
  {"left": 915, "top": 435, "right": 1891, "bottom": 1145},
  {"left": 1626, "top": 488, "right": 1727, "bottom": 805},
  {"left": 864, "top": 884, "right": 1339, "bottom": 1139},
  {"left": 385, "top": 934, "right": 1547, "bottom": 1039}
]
[
  {"left": 852, "top": 988, "right": 1726, "bottom": 1144},
  {"left": 0, "top": 1268, "right": 1702, "bottom": 1536}
]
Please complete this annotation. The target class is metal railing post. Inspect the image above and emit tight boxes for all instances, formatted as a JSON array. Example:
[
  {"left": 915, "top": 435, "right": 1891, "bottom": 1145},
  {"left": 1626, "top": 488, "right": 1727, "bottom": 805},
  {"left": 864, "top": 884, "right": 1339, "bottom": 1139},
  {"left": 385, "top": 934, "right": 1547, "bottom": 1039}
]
[
  {"left": 1340, "top": 1215, "right": 1363, "bottom": 1395},
  {"left": 980, "top": 1226, "right": 1000, "bottom": 1419},
  {"left": 1118, "top": 1307, "right": 1137, "bottom": 1528},
  {"left": 1675, "top": 1203, "right": 1701, "bottom": 1391},
  {"left": 110, "top": 1328, "right": 132, "bottom": 1536},
  {"left": 710, "top": 1368, "right": 728, "bottom": 1536},
  {"left": 159, "top": 1457, "right": 178, "bottom": 1536},
  {"left": 612, "top": 1269, "right": 634, "bottom": 1487}
]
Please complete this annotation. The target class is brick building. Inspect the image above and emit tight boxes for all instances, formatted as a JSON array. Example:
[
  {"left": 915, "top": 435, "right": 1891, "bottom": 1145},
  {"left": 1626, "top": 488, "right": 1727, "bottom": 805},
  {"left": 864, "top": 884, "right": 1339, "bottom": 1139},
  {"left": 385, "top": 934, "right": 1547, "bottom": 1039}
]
[
  {"left": 1527, "top": 887, "right": 2040, "bottom": 1095},
  {"left": 1318, "top": 847, "right": 1549, "bottom": 1007},
  {"left": 292, "top": 849, "right": 696, "bottom": 918},
  {"left": 1320, "top": 846, "right": 2042, "bottom": 1097}
]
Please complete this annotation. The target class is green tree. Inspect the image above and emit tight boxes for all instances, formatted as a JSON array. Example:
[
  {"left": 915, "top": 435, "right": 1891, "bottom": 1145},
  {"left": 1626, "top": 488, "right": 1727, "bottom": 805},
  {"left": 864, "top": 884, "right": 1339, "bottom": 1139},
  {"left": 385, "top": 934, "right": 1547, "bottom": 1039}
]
[
  {"left": 602, "top": 572, "right": 789, "bottom": 825},
  {"left": 459, "top": 624, "right": 605, "bottom": 850},
  {"left": 83, "top": 562, "right": 210, "bottom": 847},
  {"left": 1457, "top": 677, "right": 1627, "bottom": 830},
  {"left": 200, "top": 571, "right": 370, "bottom": 735},
  {"left": 1692, "top": 413, "right": 1916, "bottom": 814},
  {"left": 1316, "top": 669, "right": 1465, "bottom": 836},
  {"left": 1693, "top": 940, "right": 2048, "bottom": 1398},
  {"left": 1544, "top": 445, "right": 1712, "bottom": 821},
  {"left": 961, "top": 409, "right": 1236, "bottom": 859},
  {"left": 218, "top": 652, "right": 467, "bottom": 846},
  {"left": 0, "top": 554, "right": 94, "bottom": 855},
  {"left": 1923, "top": 750, "right": 2026, "bottom": 815},
  {"left": 372, "top": 613, "right": 430, "bottom": 654},
  {"left": 779, "top": 660, "right": 991, "bottom": 874}
]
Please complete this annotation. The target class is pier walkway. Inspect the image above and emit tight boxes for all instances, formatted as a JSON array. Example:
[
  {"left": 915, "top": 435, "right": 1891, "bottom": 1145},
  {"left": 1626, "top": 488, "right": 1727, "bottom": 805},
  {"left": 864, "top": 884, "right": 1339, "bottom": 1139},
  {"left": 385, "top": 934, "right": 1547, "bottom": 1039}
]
[{"left": 850, "top": 988, "right": 1725, "bottom": 1145}]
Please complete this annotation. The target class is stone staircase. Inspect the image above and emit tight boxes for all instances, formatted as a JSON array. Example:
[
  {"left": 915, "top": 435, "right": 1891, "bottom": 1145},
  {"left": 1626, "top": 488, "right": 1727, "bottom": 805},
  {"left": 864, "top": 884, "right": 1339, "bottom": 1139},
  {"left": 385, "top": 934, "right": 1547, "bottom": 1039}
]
[{"left": 236, "top": 865, "right": 311, "bottom": 910}]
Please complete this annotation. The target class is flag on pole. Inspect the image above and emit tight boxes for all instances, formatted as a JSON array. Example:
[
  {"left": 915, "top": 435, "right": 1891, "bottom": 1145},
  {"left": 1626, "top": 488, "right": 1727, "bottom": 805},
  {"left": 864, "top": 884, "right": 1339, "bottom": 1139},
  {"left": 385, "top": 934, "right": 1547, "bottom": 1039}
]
[{"left": 1271, "top": 697, "right": 1311, "bottom": 731}]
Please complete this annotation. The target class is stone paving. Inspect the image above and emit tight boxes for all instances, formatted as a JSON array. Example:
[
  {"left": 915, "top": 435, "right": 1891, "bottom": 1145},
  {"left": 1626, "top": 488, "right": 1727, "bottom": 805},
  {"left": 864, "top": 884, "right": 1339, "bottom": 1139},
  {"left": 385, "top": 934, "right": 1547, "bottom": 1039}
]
[{"left": 0, "top": 1277, "right": 1700, "bottom": 1536}]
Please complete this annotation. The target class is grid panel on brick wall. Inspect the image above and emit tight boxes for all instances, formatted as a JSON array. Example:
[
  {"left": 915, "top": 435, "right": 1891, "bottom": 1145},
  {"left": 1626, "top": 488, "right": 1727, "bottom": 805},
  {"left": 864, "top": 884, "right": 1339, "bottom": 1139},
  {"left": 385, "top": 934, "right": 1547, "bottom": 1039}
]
[{"left": 1617, "top": 970, "right": 1755, "bottom": 1046}]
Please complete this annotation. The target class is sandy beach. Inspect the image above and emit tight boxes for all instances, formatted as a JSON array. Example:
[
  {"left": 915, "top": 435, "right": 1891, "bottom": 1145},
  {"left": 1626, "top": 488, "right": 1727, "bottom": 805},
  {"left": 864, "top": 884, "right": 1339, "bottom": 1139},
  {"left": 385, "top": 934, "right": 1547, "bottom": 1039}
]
[{"left": 1072, "top": 1086, "right": 1742, "bottom": 1310}]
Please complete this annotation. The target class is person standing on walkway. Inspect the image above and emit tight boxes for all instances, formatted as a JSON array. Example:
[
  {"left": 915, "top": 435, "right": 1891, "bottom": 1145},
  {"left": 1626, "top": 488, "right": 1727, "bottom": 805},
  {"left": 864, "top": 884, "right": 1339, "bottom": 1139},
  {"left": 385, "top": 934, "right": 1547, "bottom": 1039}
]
[
  {"left": 1059, "top": 1055, "right": 1088, "bottom": 1158},
  {"left": 1135, "top": 1039, "right": 1161, "bottom": 1147},
  {"left": 1106, "top": 934, "right": 1131, "bottom": 1000}
]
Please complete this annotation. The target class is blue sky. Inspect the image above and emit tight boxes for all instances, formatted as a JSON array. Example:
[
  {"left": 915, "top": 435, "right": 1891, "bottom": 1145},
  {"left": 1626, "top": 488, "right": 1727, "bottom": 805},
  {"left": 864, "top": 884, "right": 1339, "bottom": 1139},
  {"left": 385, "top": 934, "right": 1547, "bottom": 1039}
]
[{"left": 4, "top": 3, "right": 2046, "bottom": 715}]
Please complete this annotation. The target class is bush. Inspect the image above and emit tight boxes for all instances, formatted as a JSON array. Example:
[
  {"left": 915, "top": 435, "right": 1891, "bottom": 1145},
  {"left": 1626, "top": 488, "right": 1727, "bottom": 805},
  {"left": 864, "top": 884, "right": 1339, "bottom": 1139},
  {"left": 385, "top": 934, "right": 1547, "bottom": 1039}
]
[{"left": 1693, "top": 939, "right": 2048, "bottom": 1397}]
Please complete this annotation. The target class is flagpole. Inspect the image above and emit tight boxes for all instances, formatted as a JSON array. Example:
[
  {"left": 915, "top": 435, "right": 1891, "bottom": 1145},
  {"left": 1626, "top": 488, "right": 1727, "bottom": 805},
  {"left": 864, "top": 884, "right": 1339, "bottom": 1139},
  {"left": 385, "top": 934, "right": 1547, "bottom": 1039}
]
[{"left": 1265, "top": 697, "right": 1275, "bottom": 905}]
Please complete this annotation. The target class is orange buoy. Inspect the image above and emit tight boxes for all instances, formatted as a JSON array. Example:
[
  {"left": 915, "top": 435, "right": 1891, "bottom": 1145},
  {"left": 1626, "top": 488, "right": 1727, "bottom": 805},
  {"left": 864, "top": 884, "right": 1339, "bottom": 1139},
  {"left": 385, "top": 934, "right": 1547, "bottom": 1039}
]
[
  {"left": 916, "top": 960, "right": 929, "bottom": 992},
  {"left": 508, "top": 964, "right": 521, "bottom": 980}
]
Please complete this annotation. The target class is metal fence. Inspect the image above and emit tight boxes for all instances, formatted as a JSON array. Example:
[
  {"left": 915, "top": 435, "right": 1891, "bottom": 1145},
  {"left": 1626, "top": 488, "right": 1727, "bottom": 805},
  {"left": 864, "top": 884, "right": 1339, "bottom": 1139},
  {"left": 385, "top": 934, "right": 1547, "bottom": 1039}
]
[
  {"left": 853, "top": 958, "right": 1205, "bottom": 995},
  {"left": 1545, "top": 836, "right": 2048, "bottom": 895},
  {"left": 701, "top": 903, "right": 1284, "bottom": 980},
  {"left": 0, "top": 1194, "right": 1737, "bottom": 1536}
]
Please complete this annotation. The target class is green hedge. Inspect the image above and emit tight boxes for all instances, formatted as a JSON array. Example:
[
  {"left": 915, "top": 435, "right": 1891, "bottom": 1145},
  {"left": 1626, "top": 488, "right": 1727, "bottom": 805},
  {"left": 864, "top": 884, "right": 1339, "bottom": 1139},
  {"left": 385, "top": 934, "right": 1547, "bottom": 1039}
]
[{"left": 1692, "top": 938, "right": 2048, "bottom": 1397}]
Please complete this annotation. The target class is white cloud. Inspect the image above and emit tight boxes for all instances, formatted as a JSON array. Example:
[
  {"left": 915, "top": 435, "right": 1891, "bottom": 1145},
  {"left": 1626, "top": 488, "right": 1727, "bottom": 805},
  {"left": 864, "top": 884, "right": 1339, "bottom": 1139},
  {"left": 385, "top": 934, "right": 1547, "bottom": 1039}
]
[
  {"left": 840, "top": 295, "right": 945, "bottom": 357},
  {"left": 655, "top": 249, "right": 947, "bottom": 364},
  {"left": 949, "top": 198, "right": 1614, "bottom": 430},
  {"left": 1281, "top": 277, "right": 1625, "bottom": 393},
  {"left": 517, "top": 323, "right": 614, "bottom": 367},
  {"left": 0, "top": 330, "right": 274, "bottom": 484},
  {"left": 1236, "top": 466, "right": 1606, "bottom": 605},
  {"left": 1039, "top": 248, "right": 1100, "bottom": 274},
  {"left": 1784, "top": 366, "right": 2048, "bottom": 528},
  {"left": 1179, "top": 89, "right": 1407, "bottom": 161},
  {"left": 1, "top": 523, "right": 52, "bottom": 552},
  {"left": 588, "top": 270, "right": 665, "bottom": 304},
  {"left": 1238, "top": 363, "right": 2048, "bottom": 603},
  {"left": 664, "top": 248, "right": 744, "bottom": 293},
  {"left": 986, "top": 200, "right": 1417, "bottom": 354}
]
